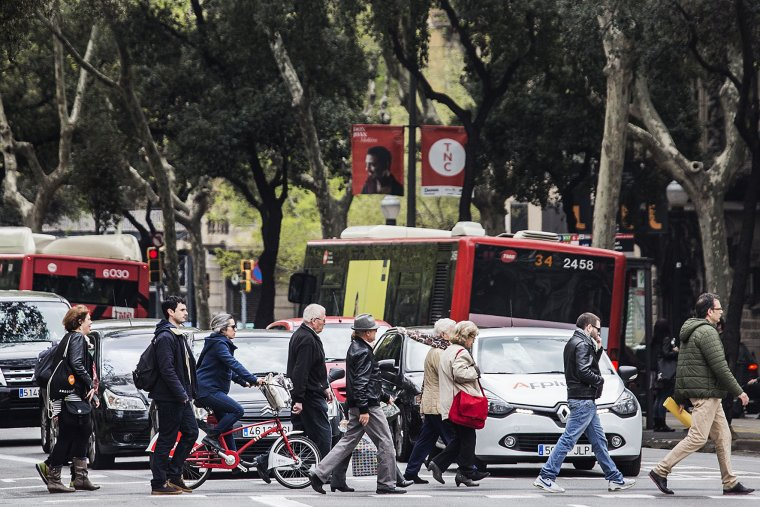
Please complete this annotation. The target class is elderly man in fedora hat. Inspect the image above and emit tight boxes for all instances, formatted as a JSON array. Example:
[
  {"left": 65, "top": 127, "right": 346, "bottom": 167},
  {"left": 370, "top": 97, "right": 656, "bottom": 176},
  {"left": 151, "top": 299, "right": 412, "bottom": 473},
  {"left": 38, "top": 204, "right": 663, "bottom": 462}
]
[{"left": 309, "top": 314, "right": 405, "bottom": 495}]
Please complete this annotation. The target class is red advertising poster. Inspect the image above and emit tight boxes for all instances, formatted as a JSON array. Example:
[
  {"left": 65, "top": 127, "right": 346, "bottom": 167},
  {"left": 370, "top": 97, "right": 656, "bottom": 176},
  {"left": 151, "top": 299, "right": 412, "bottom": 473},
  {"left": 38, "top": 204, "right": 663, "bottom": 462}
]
[
  {"left": 351, "top": 124, "right": 405, "bottom": 196},
  {"left": 421, "top": 126, "right": 467, "bottom": 196}
]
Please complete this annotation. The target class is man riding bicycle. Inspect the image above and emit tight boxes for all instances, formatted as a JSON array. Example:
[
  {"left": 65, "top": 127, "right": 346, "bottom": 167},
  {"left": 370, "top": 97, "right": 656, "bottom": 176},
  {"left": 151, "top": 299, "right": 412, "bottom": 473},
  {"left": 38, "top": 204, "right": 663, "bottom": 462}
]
[{"left": 195, "top": 313, "right": 266, "bottom": 478}]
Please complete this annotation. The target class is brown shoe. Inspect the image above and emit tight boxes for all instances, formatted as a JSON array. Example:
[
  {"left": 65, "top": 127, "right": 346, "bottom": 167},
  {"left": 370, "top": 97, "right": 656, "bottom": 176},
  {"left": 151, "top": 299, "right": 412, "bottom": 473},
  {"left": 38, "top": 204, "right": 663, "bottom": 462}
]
[
  {"left": 167, "top": 477, "right": 193, "bottom": 493},
  {"left": 151, "top": 482, "right": 183, "bottom": 495},
  {"left": 70, "top": 457, "right": 100, "bottom": 491},
  {"left": 46, "top": 466, "right": 75, "bottom": 494}
]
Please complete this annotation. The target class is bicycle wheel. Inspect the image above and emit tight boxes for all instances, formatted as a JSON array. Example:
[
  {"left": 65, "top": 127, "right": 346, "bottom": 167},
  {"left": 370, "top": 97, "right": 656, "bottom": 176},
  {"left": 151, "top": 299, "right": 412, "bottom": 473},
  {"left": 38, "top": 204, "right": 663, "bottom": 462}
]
[
  {"left": 181, "top": 444, "right": 213, "bottom": 489},
  {"left": 271, "top": 436, "right": 321, "bottom": 489}
]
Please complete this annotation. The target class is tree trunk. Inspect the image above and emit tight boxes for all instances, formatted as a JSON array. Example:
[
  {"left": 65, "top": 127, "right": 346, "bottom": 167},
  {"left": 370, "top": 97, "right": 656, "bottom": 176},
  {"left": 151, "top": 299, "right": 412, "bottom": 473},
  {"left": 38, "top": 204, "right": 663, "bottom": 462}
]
[
  {"left": 691, "top": 192, "right": 731, "bottom": 304},
  {"left": 254, "top": 204, "right": 283, "bottom": 328},
  {"left": 593, "top": 11, "right": 633, "bottom": 250},
  {"left": 268, "top": 31, "right": 351, "bottom": 239},
  {"left": 114, "top": 34, "right": 181, "bottom": 296},
  {"left": 457, "top": 128, "right": 478, "bottom": 222},
  {"left": 186, "top": 223, "right": 210, "bottom": 329}
]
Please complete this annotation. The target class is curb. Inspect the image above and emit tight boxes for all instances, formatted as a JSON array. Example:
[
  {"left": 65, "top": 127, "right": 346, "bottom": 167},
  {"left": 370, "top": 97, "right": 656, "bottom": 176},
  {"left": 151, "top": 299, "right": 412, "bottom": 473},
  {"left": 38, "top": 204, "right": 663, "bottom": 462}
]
[{"left": 643, "top": 433, "right": 760, "bottom": 454}]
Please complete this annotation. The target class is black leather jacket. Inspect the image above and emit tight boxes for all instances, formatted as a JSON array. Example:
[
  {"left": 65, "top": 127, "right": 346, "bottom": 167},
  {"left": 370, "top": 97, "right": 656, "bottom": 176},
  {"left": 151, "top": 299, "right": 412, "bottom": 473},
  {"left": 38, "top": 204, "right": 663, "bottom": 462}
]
[
  {"left": 346, "top": 337, "right": 390, "bottom": 414},
  {"left": 564, "top": 329, "right": 604, "bottom": 399},
  {"left": 66, "top": 332, "right": 94, "bottom": 398}
]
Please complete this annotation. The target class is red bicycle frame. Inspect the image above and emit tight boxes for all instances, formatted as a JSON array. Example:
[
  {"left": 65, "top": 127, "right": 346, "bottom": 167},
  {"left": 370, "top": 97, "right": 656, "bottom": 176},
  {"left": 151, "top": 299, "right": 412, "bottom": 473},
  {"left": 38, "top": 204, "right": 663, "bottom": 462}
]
[{"left": 188, "top": 417, "right": 295, "bottom": 469}]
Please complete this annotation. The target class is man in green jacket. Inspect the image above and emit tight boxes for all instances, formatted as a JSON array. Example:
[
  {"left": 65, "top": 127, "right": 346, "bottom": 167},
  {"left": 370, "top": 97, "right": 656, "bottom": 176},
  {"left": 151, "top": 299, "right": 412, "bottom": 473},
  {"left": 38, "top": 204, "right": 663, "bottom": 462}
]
[{"left": 649, "top": 293, "right": 754, "bottom": 496}]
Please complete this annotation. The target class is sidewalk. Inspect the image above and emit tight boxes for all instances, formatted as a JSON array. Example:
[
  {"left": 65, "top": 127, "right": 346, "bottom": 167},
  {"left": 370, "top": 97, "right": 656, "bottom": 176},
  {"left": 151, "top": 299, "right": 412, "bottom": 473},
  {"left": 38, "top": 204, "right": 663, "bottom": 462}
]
[{"left": 643, "top": 412, "right": 760, "bottom": 454}]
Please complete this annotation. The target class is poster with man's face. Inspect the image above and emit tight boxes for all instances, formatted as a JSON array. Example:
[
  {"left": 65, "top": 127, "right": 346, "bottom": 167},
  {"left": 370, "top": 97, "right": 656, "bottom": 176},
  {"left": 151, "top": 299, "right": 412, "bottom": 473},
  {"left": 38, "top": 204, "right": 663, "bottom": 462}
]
[{"left": 351, "top": 125, "right": 405, "bottom": 196}]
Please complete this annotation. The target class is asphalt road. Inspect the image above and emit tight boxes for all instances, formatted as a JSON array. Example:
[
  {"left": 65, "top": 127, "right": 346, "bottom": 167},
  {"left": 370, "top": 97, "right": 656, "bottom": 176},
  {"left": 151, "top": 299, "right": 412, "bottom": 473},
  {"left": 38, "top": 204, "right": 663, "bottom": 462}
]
[{"left": 2, "top": 428, "right": 760, "bottom": 506}]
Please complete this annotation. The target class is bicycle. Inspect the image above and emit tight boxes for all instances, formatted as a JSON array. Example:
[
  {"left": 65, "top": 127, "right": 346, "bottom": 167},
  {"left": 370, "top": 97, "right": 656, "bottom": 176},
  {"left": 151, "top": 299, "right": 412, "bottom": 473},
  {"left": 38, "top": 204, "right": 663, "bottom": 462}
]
[{"left": 150, "top": 374, "right": 321, "bottom": 490}]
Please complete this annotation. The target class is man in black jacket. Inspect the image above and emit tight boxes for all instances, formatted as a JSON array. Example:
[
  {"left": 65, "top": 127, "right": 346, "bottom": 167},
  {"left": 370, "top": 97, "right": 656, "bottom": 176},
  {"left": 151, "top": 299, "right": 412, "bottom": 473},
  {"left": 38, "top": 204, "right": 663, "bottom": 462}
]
[
  {"left": 148, "top": 296, "right": 198, "bottom": 495},
  {"left": 533, "top": 312, "right": 635, "bottom": 494},
  {"left": 309, "top": 314, "right": 405, "bottom": 495}
]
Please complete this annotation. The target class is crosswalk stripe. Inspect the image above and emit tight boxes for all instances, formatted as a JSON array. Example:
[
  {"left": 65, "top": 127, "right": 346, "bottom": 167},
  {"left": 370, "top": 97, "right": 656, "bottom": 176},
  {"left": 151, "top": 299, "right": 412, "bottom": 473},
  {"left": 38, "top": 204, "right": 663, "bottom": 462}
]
[{"left": 250, "top": 496, "right": 313, "bottom": 507}]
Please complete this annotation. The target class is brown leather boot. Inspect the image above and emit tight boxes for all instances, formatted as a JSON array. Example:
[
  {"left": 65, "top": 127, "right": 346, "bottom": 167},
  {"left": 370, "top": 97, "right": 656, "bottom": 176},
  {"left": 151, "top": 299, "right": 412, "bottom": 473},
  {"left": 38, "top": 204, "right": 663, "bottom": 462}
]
[
  {"left": 47, "top": 465, "right": 76, "bottom": 493},
  {"left": 70, "top": 458, "right": 100, "bottom": 491}
]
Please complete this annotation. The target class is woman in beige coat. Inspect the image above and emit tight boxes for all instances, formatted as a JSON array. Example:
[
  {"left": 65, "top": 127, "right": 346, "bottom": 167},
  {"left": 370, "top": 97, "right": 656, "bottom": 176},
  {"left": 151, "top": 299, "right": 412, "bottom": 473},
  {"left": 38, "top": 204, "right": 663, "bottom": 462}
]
[{"left": 428, "top": 321, "right": 487, "bottom": 487}]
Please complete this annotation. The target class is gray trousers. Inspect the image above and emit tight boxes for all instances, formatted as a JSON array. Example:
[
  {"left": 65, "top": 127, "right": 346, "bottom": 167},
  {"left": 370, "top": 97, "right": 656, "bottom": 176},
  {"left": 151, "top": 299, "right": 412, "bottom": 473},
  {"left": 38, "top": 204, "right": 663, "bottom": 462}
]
[{"left": 314, "top": 406, "right": 396, "bottom": 488}]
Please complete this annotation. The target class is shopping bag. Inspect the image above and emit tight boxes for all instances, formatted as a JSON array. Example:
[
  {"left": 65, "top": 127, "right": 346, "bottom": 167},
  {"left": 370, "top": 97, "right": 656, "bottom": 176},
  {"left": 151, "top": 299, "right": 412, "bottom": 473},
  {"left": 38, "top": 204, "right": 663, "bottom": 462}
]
[{"left": 351, "top": 435, "right": 378, "bottom": 477}]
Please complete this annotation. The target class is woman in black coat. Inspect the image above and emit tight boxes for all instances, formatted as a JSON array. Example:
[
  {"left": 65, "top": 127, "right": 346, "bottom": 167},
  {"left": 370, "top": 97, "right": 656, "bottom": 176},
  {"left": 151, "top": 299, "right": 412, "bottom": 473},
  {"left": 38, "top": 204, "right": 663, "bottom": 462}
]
[{"left": 37, "top": 304, "right": 100, "bottom": 493}]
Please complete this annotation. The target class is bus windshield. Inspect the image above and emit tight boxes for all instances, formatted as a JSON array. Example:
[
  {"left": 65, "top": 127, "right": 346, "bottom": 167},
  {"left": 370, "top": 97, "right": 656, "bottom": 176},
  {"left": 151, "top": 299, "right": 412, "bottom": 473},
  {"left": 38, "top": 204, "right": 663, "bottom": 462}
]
[
  {"left": 469, "top": 244, "right": 615, "bottom": 328},
  {"left": 33, "top": 269, "right": 138, "bottom": 307}
]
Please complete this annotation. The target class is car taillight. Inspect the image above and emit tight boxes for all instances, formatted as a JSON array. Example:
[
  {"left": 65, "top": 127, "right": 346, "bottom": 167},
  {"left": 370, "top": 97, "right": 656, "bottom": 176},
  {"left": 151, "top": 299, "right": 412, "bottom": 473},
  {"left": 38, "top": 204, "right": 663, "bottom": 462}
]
[{"left": 748, "top": 363, "right": 758, "bottom": 372}]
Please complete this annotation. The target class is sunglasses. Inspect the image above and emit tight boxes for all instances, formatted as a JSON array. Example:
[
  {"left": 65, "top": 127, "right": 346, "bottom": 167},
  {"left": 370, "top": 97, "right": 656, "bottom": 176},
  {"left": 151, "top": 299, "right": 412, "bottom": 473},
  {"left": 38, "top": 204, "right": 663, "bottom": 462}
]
[{"left": 227, "top": 324, "right": 237, "bottom": 330}]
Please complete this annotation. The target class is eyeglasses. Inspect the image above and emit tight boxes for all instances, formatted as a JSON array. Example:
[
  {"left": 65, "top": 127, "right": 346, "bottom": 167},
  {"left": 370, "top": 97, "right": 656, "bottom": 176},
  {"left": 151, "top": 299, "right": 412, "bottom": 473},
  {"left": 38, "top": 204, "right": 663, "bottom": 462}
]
[
  {"left": 313, "top": 317, "right": 326, "bottom": 323},
  {"left": 592, "top": 325, "right": 601, "bottom": 332},
  {"left": 712, "top": 307, "right": 723, "bottom": 312}
]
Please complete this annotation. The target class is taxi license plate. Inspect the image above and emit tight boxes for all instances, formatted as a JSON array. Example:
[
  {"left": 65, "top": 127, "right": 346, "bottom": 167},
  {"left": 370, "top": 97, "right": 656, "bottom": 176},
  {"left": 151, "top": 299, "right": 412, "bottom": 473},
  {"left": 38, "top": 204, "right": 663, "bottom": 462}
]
[
  {"left": 18, "top": 387, "right": 39, "bottom": 399},
  {"left": 242, "top": 424, "right": 291, "bottom": 439},
  {"left": 537, "top": 444, "right": 593, "bottom": 457}
]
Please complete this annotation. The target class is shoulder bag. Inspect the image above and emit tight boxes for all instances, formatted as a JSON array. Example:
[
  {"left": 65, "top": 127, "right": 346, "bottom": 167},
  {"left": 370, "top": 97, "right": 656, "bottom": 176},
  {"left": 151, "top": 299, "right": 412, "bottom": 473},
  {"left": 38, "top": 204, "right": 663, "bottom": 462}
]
[{"left": 448, "top": 349, "right": 488, "bottom": 429}]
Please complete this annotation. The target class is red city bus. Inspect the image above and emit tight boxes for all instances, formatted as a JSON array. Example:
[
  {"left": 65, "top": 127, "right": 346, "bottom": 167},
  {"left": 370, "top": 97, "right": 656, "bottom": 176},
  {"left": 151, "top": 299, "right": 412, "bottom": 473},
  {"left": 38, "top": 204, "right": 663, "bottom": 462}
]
[
  {"left": 288, "top": 225, "right": 628, "bottom": 364},
  {"left": 0, "top": 228, "right": 150, "bottom": 319}
]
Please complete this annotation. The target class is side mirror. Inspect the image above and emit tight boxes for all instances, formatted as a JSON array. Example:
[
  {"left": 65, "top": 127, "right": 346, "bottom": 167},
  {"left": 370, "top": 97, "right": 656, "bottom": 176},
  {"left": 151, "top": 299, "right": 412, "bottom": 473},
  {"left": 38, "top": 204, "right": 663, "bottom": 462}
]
[
  {"left": 378, "top": 359, "right": 397, "bottom": 372},
  {"left": 288, "top": 272, "right": 316, "bottom": 304},
  {"left": 328, "top": 367, "right": 345, "bottom": 382},
  {"left": 618, "top": 365, "right": 638, "bottom": 383}
]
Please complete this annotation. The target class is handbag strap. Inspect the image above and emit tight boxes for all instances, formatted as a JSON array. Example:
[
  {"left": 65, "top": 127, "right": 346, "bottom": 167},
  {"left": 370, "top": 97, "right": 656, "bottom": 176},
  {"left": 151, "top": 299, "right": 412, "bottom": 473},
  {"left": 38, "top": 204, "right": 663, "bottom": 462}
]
[{"left": 451, "top": 347, "right": 482, "bottom": 396}]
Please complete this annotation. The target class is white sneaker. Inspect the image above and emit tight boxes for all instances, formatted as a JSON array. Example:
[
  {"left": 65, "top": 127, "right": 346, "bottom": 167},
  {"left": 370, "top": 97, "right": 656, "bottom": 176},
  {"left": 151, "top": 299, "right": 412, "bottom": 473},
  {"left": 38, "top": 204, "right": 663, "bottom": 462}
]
[
  {"left": 608, "top": 478, "right": 636, "bottom": 491},
  {"left": 533, "top": 475, "right": 565, "bottom": 493}
]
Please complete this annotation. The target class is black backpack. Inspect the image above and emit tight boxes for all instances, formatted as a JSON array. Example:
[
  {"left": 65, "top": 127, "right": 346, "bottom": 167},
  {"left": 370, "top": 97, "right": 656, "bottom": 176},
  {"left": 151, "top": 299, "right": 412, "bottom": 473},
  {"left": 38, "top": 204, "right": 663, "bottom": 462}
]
[
  {"left": 132, "top": 337, "right": 159, "bottom": 391},
  {"left": 34, "top": 333, "right": 70, "bottom": 388}
]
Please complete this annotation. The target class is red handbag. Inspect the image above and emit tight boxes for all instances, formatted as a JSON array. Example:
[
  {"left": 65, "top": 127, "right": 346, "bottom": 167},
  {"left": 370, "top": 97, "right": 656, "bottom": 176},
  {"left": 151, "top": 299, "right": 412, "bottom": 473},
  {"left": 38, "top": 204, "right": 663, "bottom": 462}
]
[{"left": 448, "top": 349, "right": 488, "bottom": 429}]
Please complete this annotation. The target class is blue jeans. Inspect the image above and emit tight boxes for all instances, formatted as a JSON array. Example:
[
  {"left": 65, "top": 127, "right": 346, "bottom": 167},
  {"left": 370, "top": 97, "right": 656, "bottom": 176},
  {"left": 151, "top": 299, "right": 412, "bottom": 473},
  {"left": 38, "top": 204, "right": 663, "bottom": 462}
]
[
  {"left": 540, "top": 399, "right": 623, "bottom": 483},
  {"left": 197, "top": 391, "right": 244, "bottom": 451},
  {"left": 404, "top": 414, "right": 454, "bottom": 477},
  {"left": 151, "top": 401, "right": 199, "bottom": 488}
]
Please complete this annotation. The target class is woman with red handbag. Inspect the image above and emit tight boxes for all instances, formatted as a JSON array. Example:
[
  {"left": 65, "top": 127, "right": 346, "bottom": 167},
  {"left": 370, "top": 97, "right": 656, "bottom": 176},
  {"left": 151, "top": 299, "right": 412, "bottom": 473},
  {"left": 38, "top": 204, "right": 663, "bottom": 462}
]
[{"left": 428, "top": 321, "right": 489, "bottom": 487}]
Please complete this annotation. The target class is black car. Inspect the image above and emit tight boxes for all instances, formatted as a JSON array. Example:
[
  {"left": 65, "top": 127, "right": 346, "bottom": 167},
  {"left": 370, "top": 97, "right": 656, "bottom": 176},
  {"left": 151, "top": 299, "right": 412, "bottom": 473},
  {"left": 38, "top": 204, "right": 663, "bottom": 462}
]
[
  {"left": 0, "top": 291, "right": 69, "bottom": 433},
  {"left": 372, "top": 327, "right": 433, "bottom": 461}
]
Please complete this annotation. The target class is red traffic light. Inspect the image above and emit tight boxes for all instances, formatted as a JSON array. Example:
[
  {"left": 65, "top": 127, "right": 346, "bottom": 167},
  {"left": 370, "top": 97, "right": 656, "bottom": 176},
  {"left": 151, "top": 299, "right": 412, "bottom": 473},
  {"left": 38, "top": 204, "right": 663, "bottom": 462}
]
[{"left": 148, "top": 248, "right": 159, "bottom": 260}]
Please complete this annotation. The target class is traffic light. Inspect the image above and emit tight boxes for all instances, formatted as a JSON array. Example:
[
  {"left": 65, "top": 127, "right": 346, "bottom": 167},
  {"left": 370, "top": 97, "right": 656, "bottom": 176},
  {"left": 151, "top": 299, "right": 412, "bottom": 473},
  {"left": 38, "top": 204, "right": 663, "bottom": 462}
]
[
  {"left": 147, "top": 247, "right": 162, "bottom": 283},
  {"left": 240, "top": 259, "right": 253, "bottom": 293}
]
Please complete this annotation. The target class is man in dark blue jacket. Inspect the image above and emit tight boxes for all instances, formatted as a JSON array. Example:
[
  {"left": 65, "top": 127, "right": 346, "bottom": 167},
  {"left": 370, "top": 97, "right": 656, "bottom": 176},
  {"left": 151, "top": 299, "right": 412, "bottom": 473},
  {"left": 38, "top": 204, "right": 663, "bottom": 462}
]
[{"left": 148, "top": 296, "right": 198, "bottom": 495}]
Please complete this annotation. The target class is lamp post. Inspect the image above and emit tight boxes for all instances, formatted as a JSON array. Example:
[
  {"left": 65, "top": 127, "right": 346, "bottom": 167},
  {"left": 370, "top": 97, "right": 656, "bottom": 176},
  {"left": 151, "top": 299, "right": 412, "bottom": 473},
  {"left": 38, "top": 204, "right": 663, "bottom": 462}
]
[
  {"left": 380, "top": 195, "right": 401, "bottom": 226},
  {"left": 665, "top": 180, "right": 688, "bottom": 329}
]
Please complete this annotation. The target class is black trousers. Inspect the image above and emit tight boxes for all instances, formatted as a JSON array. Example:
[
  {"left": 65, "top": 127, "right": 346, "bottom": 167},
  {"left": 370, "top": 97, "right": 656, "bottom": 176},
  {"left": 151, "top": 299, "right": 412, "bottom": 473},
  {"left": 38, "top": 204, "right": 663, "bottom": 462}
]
[
  {"left": 48, "top": 408, "right": 92, "bottom": 467},
  {"left": 431, "top": 419, "right": 476, "bottom": 477},
  {"left": 150, "top": 401, "right": 199, "bottom": 488},
  {"left": 292, "top": 394, "right": 348, "bottom": 486}
]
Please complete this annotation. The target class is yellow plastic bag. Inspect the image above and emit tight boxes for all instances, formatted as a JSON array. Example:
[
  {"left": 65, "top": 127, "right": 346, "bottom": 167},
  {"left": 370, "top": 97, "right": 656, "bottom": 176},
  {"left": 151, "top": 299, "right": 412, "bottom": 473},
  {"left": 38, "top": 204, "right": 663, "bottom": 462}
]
[{"left": 663, "top": 397, "right": 692, "bottom": 428}]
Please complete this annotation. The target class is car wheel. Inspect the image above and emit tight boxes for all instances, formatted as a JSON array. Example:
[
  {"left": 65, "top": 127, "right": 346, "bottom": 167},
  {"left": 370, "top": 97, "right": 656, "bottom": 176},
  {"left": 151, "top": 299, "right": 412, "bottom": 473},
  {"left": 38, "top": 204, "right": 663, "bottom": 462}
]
[
  {"left": 572, "top": 459, "right": 596, "bottom": 471},
  {"left": 88, "top": 428, "right": 115, "bottom": 469},
  {"left": 615, "top": 452, "right": 642, "bottom": 477}
]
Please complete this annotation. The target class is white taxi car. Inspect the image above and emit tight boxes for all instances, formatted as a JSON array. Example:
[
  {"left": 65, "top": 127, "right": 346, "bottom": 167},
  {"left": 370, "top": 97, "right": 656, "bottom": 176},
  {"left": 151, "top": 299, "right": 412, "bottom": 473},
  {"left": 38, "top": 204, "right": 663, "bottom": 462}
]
[{"left": 473, "top": 328, "right": 642, "bottom": 476}]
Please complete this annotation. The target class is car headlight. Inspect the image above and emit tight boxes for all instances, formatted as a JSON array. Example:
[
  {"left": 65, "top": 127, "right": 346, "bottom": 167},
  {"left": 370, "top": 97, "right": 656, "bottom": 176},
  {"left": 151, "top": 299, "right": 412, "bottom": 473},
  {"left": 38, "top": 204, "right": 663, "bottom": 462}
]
[
  {"left": 103, "top": 388, "right": 146, "bottom": 411},
  {"left": 610, "top": 389, "right": 638, "bottom": 416},
  {"left": 0, "top": 369, "right": 6, "bottom": 387},
  {"left": 483, "top": 389, "right": 514, "bottom": 417}
]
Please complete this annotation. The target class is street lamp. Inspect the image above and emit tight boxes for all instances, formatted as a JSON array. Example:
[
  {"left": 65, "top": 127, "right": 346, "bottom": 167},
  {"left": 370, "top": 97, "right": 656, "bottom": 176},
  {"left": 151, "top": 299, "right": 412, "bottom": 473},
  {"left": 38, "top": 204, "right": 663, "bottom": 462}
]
[
  {"left": 666, "top": 180, "right": 688, "bottom": 208},
  {"left": 380, "top": 195, "right": 401, "bottom": 226}
]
